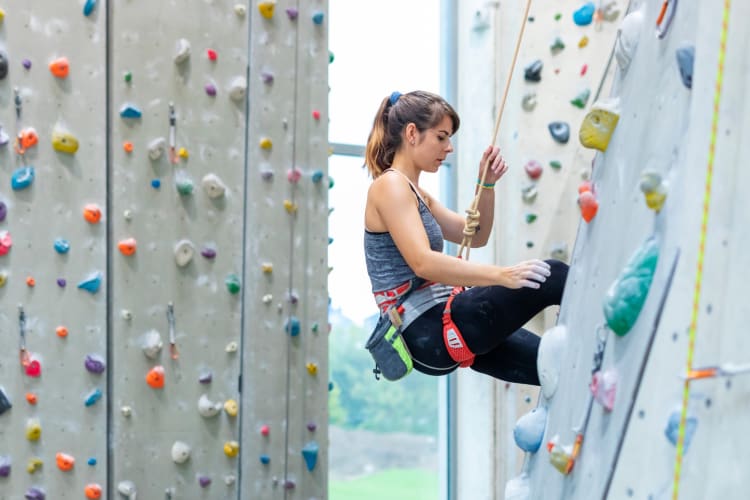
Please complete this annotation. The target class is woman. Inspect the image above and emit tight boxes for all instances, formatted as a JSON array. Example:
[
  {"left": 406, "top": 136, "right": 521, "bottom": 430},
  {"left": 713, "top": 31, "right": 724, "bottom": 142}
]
[{"left": 364, "top": 90, "right": 568, "bottom": 384}]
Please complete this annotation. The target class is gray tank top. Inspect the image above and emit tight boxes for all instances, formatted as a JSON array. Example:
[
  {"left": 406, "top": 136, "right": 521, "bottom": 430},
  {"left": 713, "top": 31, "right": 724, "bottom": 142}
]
[{"left": 364, "top": 178, "right": 444, "bottom": 293}]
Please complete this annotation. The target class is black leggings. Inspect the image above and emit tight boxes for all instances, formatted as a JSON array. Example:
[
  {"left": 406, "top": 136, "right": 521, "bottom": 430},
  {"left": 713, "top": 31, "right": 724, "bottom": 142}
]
[{"left": 402, "top": 259, "right": 568, "bottom": 385}]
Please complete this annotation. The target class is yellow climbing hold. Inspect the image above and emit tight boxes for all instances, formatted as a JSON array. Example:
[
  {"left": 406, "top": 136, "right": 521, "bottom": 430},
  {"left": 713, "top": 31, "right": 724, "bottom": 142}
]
[
  {"left": 0, "top": 9, "right": 5, "bottom": 22},
  {"left": 579, "top": 98, "right": 620, "bottom": 152},
  {"left": 51, "top": 128, "right": 79, "bottom": 154},
  {"left": 639, "top": 171, "right": 667, "bottom": 212},
  {"left": 259, "top": 137, "right": 272, "bottom": 150},
  {"left": 224, "top": 441, "right": 240, "bottom": 458},
  {"left": 26, "top": 419, "right": 42, "bottom": 441},
  {"left": 224, "top": 399, "right": 239, "bottom": 417},
  {"left": 27, "top": 458, "right": 43, "bottom": 474},
  {"left": 284, "top": 200, "right": 298, "bottom": 214},
  {"left": 578, "top": 35, "right": 589, "bottom": 48},
  {"left": 0, "top": 271, "right": 7, "bottom": 287},
  {"left": 306, "top": 362, "right": 318, "bottom": 376},
  {"left": 261, "top": 262, "right": 273, "bottom": 273},
  {"left": 178, "top": 147, "right": 189, "bottom": 159},
  {"left": 258, "top": 1, "right": 275, "bottom": 19}
]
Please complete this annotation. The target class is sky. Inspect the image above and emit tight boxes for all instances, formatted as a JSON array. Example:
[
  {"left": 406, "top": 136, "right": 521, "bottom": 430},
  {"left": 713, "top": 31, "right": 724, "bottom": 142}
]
[{"left": 327, "top": 0, "right": 441, "bottom": 324}]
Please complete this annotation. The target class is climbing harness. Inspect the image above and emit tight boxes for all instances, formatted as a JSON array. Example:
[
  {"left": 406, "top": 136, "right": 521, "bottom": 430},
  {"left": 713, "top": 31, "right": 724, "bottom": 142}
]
[
  {"left": 672, "top": 1, "right": 730, "bottom": 498},
  {"left": 442, "top": 288, "right": 475, "bottom": 367}
]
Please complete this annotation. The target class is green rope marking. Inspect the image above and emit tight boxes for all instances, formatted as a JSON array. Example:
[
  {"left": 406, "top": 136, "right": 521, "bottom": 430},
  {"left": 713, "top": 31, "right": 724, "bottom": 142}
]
[{"left": 671, "top": 1, "right": 730, "bottom": 498}]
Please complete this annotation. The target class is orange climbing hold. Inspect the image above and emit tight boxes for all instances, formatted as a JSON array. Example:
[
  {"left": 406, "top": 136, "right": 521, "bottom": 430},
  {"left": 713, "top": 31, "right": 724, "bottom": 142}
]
[
  {"left": 26, "top": 276, "right": 35, "bottom": 287},
  {"left": 15, "top": 127, "right": 38, "bottom": 154},
  {"left": 123, "top": 141, "right": 134, "bottom": 153},
  {"left": 56, "top": 325, "right": 69, "bottom": 338},
  {"left": 83, "top": 204, "right": 102, "bottom": 224},
  {"left": 56, "top": 452, "right": 75, "bottom": 471},
  {"left": 84, "top": 483, "right": 102, "bottom": 499},
  {"left": 578, "top": 190, "right": 599, "bottom": 223},
  {"left": 26, "top": 392, "right": 38, "bottom": 405},
  {"left": 146, "top": 365, "right": 165, "bottom": 389},
  {"left": 578, "top": 180, "right": 593, "bottom": 194},
  {"left": 49, "top": 57, "right": 70, "bottom": 78},
  {"left": 118, "top": 238, "right": 137, "bottom": 256}
]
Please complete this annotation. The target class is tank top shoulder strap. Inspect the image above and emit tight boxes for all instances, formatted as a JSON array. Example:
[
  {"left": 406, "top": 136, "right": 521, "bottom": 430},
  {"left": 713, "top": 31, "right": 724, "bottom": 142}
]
[{"left": 383, "top": 168, "right": 428, "bottom": 207}]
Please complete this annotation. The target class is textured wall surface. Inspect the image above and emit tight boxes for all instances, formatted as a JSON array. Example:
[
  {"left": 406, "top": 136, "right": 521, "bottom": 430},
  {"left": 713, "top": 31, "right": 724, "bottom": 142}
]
[{"left": 0, "top": 1, "right": 328, "bottom": 499}]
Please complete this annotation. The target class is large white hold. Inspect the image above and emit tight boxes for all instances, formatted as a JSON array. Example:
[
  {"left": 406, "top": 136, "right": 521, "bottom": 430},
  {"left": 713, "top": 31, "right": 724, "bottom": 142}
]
[
  {"left": 141, "top": 329, "right": 163, "bottom": 359},
  {"left": 197, "top": 394, "right": 223, "bottom": 418},
  {"left": 171, "top": 441, "right": 191, "bottom": 464},
  {"left": 615, "top": 9, "right": 644, "bottom": 72},
  {"left": 537, "top": 325, "right": 568, "bottom": 399}
]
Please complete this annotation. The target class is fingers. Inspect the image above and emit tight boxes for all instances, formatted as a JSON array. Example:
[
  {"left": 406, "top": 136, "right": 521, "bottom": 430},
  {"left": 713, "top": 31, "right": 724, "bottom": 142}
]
[{"left": 518, "top": 260, "right": 552, "bottom": 289}]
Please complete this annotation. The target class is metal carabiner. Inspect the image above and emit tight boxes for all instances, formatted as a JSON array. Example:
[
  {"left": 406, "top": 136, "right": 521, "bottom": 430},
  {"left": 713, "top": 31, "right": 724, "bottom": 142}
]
[{"left": 656, "top": 0, "right": 678, "bottom": 40}]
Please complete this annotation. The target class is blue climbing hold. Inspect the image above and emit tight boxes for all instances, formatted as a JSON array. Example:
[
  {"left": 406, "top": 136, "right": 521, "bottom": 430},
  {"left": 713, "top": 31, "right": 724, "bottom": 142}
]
[
  {"left": 573, "top": 2, "right": 596, "bottom": 26},
  {"left": 665, "top": 409, "right": 697, "bottom": 453},
  {"left": 151, "top": 179, "right": 161, "bottom": 189},
  {"left": 54, "top": 238, "right": 71, "bottom": 254},
  {"left": 83, "top": 0, "right": 97, "bottom": 16},
  {"left": 311, "top": 170, "right": 324, "bottom": 183},
  {"left": 312, "top": 11, "right": 325, "bottom": 25},
  {"left": 87, "top": 457, "right": 97, "bottom": 466},
  {"left": 301, "top": 441, "right": 319, "bottom": 471},
  {"left": 328, "top": 381, "right": 334, "bottom": 392},
  {"left": 676, "top": 44, "right": 695, "bottom": 89},
  {"left": 11, "top": 167, "right": 35, "bottom": 190},
  {"left": 84, "top": 388, "right": 102, "bottom": 407},
  {"left": 286, "top": 317, "right": 301, "bottom": 337},
  {"left": 548, "top": 122, "right": 570, "bottom": 144},
  {"left": 259, "top": 454, "right": 270, "bottom": 465},
  {"left": 603, "top": 237, "right": 660, "bottom": 336},
  {"left": 120, "top": 104, "right": 142, "bottom": 119},
  {"left": 78, "top": 272, "right": 103, "bottom": 294},
  {"left": 513, "top": 406, "right": 548, "bottom": 453}
]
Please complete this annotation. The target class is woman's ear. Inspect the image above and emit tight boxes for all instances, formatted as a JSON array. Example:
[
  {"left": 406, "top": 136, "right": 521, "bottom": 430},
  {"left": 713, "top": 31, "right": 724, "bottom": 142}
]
[{"left": 404, "top": 122, "right": 418, "bottom": 146}]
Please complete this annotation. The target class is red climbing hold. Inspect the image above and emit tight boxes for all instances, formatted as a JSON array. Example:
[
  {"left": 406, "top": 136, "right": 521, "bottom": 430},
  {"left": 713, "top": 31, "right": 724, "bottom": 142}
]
[
  {"left": 524, "top": 160, "right": 543, "bottom": 180},
  {"left": 578, "top": 191, "right": 598, "bottom": 223}
]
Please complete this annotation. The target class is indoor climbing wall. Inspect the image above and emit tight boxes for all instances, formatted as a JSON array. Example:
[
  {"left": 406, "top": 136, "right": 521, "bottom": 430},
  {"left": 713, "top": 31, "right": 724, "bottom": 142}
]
[
  {"left": 108, "top": 0, "right": 249, "bottom": 498},
  {"left": 0, "top": 4, "right": 109, "bottom": 500},
  {"left": 0, "top": 1, "right": 329, "bottom": 500},
  {"left": 507, "top": 0, "right": 750, "bottom": 499},
  {"left": 240, "top": 0, "right": 329, "bottom": 498}
]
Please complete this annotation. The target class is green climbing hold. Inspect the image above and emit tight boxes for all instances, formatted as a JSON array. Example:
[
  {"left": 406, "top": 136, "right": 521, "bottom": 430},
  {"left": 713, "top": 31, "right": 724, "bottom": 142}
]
[
  {"left": 124, "top": 71, "right": 132, "bottom": 83},
  {"left": 603, "top": 237, "right": 660, "bottom": 336},
  {"left": 526, "top": 241, "right": 534, "bottom": 248},
  {"left": 554, "top": 12, "right": 562, "bottom": 21},
  {"left": 549, "top": 160, "right": 562, "bottom": 170},
  {"left": 225, "top": 274, "right": 241, "bottom": 294},
  {"left": 571, "top": 89, "right": 591, "bottom": 109},
  {"left": 525, "top": 213, "right": 537, "bottom": 224},
  {"left": 328, "top": 51, "right": 335, "bottom": 64},
  {"left": 550, "top": 37, "right": 565, "bottom": 55},
  {"left": 527, "top": 16, "right": 535, "bottom": 22},
  {"left": 328, "top": 177, "right": 335, "bottom": 189}
]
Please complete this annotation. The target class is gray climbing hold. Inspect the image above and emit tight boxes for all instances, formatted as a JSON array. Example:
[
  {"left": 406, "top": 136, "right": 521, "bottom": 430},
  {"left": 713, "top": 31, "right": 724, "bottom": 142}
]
[
  {"left": 676, "top": 44, "right": 695, "bottom": 89},
  {"left": 548, "top": 122, "right": 570, "bottom": 144},
  {"left": 615, "top": 10, "right": 644, "bottom": 72},
  {"left": 0, "top": 50, "right": 8, "bottom": 80},
  {"left": 0, "top": 386, "right": 11, "bottom": 415},
  {"left": 521, "top": 93, "right": 537, "bottom": 111},
  {"left": 524, "top": 60, "right": 543, "bottom": 82}
]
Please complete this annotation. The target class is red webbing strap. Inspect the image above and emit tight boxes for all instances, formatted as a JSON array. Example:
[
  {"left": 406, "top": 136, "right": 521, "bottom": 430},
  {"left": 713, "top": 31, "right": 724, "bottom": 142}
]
[{"left": 442, "top": 286, "right": 475, "bottom": 367}]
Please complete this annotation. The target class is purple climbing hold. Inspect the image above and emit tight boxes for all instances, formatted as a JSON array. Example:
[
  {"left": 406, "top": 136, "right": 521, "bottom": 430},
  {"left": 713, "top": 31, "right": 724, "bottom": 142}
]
[
  {"left": 84, "top": 354, "right": 106, "bottom": 374},
  {"left": 57, "top": 278, "right": 67, "bottom": 288},
  {"left": 306, "top": 421, "right": 317, "bottom": 432},
  {"left": 198, "top": 475, "right": 211, "bottom": 488},
  {"left": 0, "top": 201, "right": 7, "bottom": 222},
  {"left": 22, "top": 59, "right": 32, "bottom": 70},
  {"left": 24, "top": 487, "right": 45, "bottom": 500},
  {"left": 283, "top": 479, "right": 296, "bottom": 490},
  {"left": 198, "top": 371, "right": 213, "bottom": 384},
  {"left": 285, "top": 7, "right": 299, "bottom": 20},
  {"left": 0, "top": 456, "right": 10, "bottom": 477},
  {"left": 205, "top": 83, "right": 217, "bottom": 97},
  {"left": 201, "top": 247, "right": 217, "bottom": 259},
  {"left": 261, "top": 71, "right": 274, "bottom": 84}
]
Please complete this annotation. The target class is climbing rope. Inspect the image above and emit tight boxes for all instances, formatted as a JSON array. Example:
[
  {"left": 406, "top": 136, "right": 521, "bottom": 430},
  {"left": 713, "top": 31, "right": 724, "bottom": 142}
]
[
  {"left": 671, "top": 1, "right": 730, "bottom": 498},
  {"left": 456, "top": 0, "right": 533, "bottom": 260}
]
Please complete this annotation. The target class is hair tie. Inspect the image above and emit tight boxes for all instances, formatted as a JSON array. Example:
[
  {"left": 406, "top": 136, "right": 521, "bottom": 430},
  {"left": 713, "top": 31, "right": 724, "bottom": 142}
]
[{"left": 389, "top": 91, "right": 402, "bottom": 106}]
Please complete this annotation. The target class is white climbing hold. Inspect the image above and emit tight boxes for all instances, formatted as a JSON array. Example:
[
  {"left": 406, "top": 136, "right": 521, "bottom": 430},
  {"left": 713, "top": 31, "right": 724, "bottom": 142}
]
[
  {"left": 198, "top": 394, "right": 223, "bottom": 418},
  {"left": 615, "top": 9, "right": 644, "bottom": 72},
  {"left": 537, "top": 325, "right": 568, "bottom": 399},
  {"left": 174, "top": 39, "right": 191, "bottom": 64},
  {"left": 121, "top": 309, "right": 133, "bottom": 320},
  {"left": 121, "top": 406, "right": 133, "bottom": 417},
  {"left": 117, "top": 480, "right": 137, "bottom": 498},
  {"left": 202, "top": 173, "right": 227, "bottom": 199},
  {"left": 225, "top": 341, "right": 238, "bottom": 353},
  {"left": 234, "top": 4, "right": 247, "bottom": 17},
  {"left": 174, "top": 239, "right": 195, "bottom": 267},
  {"left": 513, "top": 406, "right": 548, "bottom": 453},
  {"left": 228, "top": 76, "right": 247, "bottom": 102},
  {"left": 504, "top": 473, "right": 531, "bottom": 500},
  {"left": 171, "top": 441, "right": 191, "bottom": 464},
  {"left": 147, "top": 137, "right": 167, "bottom": 161},
  {"left": 141, "top": 329, "right": 163, "bottom": 359}
]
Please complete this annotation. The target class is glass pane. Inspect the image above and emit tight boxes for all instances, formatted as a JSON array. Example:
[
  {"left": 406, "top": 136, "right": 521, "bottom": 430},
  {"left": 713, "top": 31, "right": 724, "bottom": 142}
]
[
  {"left": 328, "top": 154, "right": 439, "bottom": 500},
  {"left": 328, "top": 0, "right": 441, "bottom": 145}
]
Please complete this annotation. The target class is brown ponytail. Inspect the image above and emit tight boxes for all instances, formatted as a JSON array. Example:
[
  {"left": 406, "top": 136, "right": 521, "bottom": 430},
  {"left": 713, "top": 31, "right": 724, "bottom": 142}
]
[{"left": 364, "top": 91, "right": 460, "bottom": 178}]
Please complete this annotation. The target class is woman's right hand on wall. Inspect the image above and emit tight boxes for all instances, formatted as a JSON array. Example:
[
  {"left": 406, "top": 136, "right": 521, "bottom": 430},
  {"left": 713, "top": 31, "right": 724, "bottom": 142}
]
[{"left": 500, "top": 260, "right": 551, "bottom": 289}]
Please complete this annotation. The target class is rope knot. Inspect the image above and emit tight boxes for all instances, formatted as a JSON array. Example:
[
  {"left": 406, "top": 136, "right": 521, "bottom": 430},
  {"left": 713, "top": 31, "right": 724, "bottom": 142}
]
[{"left": 463, "top": 208, "right": 480, "bottom": 238}]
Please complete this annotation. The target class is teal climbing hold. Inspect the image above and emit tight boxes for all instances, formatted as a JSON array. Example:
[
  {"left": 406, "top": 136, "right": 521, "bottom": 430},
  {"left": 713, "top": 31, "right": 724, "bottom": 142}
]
[
  {"left": 312, "top": 170, "right": 324, "bottom": 183},
  {"left": 549, "top": 160, "right": 562, "bottom": 170},
  {"left": 286, "top": 317, "right": 301, "bottom": 337},
  {"left": 312, "top": 11, "right": 324, "bottom": 25},
  {"left": 119, "top": 104, "right": 142, "bottom": 119},
  {"left": 78, "top": 272, "right": 103, "bottom": 293},
  {"left": 573, "top": 2, "right": 595, "bottom": 26},
  {"left": 84, "top": 388, "right": 102, "bottom": 407},
  {"left": 11, "top": 167, "right": 35, "bottom": 190},
  {"left": 54, "top": 238, "right": 70, "bottom": 254},
  {"left": 225, "top": 274, "right": 241, "bottom": 294},
  {"left": 83, "top": 0, "right": 97, "bottom": 16},
  {"left": 603, "top": 237, "right": 660, "bottom": 336},
  {"left": 570, "top": 89, "right": 591, "bottom": 109},
  {"left": 301, "top": 441, "right": 319, "bottom": 471},
  {"left": 513, "top": 406, "right": 547, "bottom": 453}
]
